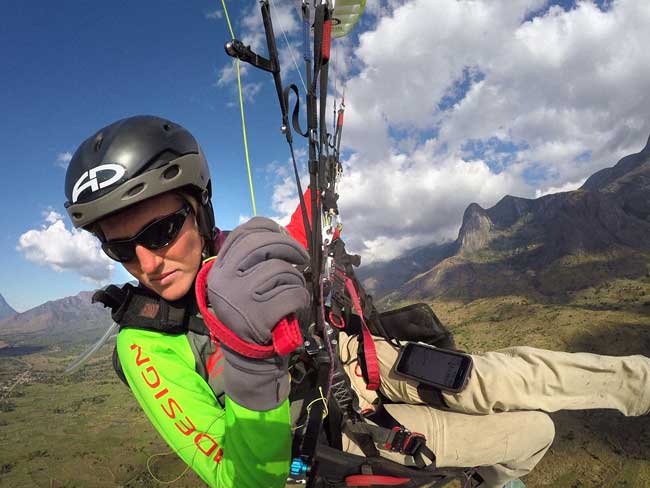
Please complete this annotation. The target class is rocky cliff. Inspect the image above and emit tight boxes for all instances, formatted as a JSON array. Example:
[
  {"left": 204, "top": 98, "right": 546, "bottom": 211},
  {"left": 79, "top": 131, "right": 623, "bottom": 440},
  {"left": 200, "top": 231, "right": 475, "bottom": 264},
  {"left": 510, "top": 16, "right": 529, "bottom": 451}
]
[{"left": 362, "top": 136, "right": 650, "bottom": 303}]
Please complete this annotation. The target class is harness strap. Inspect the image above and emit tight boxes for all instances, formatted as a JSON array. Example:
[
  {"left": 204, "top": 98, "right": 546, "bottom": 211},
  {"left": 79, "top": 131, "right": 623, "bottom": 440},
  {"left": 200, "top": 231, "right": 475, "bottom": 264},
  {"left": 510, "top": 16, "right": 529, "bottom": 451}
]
[
  {"left": 285, "top": 83, "right": 309, "bottom": 138},
  {"left": 345, "top": 420, "right": 434, "bottom": 468},
  {"left": 345, "top": 474, "right": 410, "bottom": 486},
  {"left": 343, "top": 275, "right": 381, "bottom": 390},
  {"left": 92, "top": 283, "right": 189, "bottom": 334},
  {"left": 361, "top": 404, "right": 437, "bottom": 470}
]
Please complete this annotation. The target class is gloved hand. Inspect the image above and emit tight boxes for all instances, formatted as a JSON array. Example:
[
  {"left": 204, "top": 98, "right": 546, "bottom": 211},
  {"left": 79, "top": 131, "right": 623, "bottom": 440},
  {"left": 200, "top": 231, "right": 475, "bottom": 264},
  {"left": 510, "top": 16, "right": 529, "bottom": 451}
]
[{"left": 206, "top": 216, "right": 310, "bottom": 411}]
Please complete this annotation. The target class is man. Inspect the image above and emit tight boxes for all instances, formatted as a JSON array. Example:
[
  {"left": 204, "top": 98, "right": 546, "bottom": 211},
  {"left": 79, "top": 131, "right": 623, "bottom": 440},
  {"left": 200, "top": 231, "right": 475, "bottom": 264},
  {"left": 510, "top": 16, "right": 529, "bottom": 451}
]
[{"left": 64, "top": 115, "right": 650, "bottom": 488}]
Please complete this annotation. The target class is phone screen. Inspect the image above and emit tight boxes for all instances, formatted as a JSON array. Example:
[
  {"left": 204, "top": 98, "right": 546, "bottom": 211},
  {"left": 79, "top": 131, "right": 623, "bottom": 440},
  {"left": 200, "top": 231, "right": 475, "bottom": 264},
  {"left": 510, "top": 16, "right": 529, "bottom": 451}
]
[{"left": 398, "top": 344, "right": 466, "bottom": 388}]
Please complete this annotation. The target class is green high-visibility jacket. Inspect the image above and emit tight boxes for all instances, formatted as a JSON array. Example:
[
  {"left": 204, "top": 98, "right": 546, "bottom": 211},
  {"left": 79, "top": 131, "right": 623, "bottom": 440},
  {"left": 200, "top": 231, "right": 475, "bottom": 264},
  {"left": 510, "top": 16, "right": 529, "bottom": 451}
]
[{"left": 116, "top": 327, "right": 292, "bottom": 488}]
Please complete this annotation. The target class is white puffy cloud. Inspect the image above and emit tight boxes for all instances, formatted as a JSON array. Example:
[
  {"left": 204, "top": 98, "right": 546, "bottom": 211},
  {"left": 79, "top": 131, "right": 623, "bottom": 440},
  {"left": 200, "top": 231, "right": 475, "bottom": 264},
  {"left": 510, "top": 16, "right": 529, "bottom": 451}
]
[
  {"left": 55, "top": 151, "right": 72, "bottom": 169},
  {"left": 535, "top": 177, "right": 587, "bottom": 198},
  {"left": 44, "top": 210, "right": 63, "bottom": 224},
  {"left": 236, "top": 0, "right": 650, "bottom": 262},
  {"left": 266, "top": 148, "right": 309, "bottom": 225},
  {"left": 216, "top": 0, "right": 303, "bottom": 99},
  {"left": 325, "top": 1, "right": 650, "bottom": 259},
  {"left": 270, "top": 175, "right": 301, "bottom": 226},
  {"left": 17, "top": 212, "right": 114, "bottom": 283},
  {"left": 337, "top": 141, "right": 526, "bottom": 262},
  {"left": 345, "top": 0, "right": 650, "bottom": 170},
  {"left": 205, "top": 9, "right": 223, "bottom": 20}
]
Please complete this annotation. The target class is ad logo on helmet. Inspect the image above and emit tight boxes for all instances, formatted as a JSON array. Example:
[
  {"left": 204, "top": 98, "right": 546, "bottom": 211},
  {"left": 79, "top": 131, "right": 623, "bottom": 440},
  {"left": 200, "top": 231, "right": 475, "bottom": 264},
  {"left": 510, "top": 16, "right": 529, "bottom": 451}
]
[{"left": 72, "top": 163, "right": 126, "bottom": 203}]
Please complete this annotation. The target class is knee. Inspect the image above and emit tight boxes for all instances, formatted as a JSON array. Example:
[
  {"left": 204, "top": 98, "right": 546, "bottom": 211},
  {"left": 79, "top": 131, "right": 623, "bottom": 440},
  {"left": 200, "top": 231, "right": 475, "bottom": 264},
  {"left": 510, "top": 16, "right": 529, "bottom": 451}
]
[{"left": 528, "top": 411, "right": 555, "bottom": 450}]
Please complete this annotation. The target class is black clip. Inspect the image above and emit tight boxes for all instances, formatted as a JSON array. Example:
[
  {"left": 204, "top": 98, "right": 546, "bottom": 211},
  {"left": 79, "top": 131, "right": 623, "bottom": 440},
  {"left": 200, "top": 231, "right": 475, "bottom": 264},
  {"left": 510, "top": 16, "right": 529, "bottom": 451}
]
[
  {"left": 389, "top": 427, "right": 426, "bottom": 456},
  {"left": 290, "top": 361, "right": 308, "bottom": 385}
]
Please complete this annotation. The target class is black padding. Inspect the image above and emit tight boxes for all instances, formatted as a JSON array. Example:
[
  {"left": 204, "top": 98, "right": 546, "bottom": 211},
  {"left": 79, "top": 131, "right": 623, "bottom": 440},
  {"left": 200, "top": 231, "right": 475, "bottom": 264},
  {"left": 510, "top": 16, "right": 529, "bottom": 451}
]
[
  {"left": 345, "top": 303, "right": 456, "bottom": 350},
  {"left": 94, "top": 283, "right": 192, "bottom": 335},
  {"left": 416, "top": 384, "right": 449, "bottom": 409},
  {"left": 92, "top": 285, "right": 128, "bottom": 312}
]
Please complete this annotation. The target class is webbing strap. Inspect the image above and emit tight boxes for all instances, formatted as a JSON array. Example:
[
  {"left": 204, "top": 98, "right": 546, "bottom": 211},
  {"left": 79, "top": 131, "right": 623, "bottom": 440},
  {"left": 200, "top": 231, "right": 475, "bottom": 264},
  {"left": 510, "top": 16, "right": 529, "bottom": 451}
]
[
  {"left": 284, "top": 83, "right": 309, "bottom": 138},
  {"left": 364, "top": 404, "right": 437, "bottom": 470},
  {"left": 93, "top": 283, "right": 189, "bottom": 335},
  {"left": 345, "top": 474, "right": 410, "bottom": 486},
  {"left": 322, "top": 20, "right": 332, "bottom": 62},
  {"left": 343, "top": 275, "right": 381, "bottom": 390},
  {"left": 347, "top": 420, "right": 435, "bottom": 470}
]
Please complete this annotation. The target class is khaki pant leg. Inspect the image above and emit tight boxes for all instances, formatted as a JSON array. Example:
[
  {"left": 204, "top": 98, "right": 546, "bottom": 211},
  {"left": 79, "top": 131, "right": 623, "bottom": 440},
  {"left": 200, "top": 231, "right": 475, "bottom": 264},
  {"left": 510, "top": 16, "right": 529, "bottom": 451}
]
[
  {"left": 341, "top": 404, "right": 555, "bottom": 488},
  {"left": 340, "top": 333, "right": 650, "bottom": 416},
  {"left": 339, "top": 332, "right": 423, "bottom": 405},
  {"left": 443, "top": 346, "right": 650, "bottom": 416},
  {"left": 339, "top": 334, "right": 555, "bottom": 487}
]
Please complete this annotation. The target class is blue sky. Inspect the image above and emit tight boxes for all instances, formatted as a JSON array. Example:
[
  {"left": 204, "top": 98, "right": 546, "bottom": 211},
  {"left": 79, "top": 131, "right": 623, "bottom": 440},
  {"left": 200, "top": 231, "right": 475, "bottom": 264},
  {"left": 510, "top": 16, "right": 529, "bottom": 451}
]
[
  {"left": 2, "top": 1, "right": 304, "bottom": 310},
  {"left": 3, "top": 0, "right": 648, "bottom": 312}
]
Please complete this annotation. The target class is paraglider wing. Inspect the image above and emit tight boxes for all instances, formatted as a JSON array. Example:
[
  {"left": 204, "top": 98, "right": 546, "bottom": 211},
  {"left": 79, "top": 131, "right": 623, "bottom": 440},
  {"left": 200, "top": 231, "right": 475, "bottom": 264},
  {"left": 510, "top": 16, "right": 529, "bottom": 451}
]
[{"left": 331, "top": 0, "right": 366, "bottom": 38}]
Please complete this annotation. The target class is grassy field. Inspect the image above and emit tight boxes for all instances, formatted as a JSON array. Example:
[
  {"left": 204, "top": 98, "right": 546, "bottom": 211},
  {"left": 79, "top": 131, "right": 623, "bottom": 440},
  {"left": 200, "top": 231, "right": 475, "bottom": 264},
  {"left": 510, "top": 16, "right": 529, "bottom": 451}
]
[
  {"left": 432, "top": 276, "right": 650, "bottom": 488},
  {"left": 0, "top": 345, "right": 206, "bottom": 487},
  {"left": 2, "top": 276, "right": 650, "bottom": 487}
]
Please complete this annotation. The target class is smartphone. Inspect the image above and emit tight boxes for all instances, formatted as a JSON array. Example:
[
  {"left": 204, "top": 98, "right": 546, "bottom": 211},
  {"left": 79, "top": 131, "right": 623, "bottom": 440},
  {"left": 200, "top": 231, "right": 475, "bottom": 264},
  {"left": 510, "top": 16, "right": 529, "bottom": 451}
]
[{"left": 394, "top": 342, "right": 473, "bottom": 393}]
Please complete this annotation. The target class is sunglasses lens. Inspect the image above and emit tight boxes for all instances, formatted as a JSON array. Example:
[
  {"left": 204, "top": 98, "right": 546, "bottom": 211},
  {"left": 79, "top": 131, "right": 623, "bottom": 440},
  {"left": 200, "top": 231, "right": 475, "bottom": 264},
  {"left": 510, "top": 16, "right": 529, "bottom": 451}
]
[
  {"left": 139, "top": 213, "right": 186, "bottom": 250},
  {"left": 100, "top": 203, "right": 190, "bottom": 263},
  {"left": 102, "top": 242, "right": 135, "bottom": 262}
]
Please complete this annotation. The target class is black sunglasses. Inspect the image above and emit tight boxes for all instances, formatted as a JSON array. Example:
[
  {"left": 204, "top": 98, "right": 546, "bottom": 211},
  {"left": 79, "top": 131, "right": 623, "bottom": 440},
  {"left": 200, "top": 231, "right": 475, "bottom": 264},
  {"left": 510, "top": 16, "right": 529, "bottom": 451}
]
[{"left": 101, "top": 201, "right": 192, "bottom": 262}]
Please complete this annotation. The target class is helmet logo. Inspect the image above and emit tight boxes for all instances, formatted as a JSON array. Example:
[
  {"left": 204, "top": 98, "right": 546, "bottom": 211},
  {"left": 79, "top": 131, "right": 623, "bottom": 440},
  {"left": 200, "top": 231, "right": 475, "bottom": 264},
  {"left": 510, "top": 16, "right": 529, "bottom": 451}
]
[{"left": 72, "top": 164, "right": 126, "bottom": 203}]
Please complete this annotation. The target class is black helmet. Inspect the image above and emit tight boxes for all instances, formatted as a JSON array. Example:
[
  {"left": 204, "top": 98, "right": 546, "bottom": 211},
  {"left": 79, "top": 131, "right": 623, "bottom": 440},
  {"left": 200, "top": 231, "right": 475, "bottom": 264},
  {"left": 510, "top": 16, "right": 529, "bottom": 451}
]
[{"left": 64, "top": 115, "right": 216, "bottom": 253}]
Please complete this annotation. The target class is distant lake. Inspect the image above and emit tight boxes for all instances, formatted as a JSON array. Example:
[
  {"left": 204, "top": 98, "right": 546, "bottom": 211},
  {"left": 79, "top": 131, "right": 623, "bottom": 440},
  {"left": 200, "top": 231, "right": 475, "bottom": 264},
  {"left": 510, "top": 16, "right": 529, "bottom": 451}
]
[{"left": 0, "top": 345, "right": 46, "bottom": 357}]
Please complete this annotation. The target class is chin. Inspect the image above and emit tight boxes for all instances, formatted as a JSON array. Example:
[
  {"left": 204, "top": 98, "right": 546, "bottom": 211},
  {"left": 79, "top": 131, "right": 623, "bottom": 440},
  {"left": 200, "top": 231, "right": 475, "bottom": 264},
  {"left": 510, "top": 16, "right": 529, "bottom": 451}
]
[{"left": 156, "top": 278, "right": 194, "bottom": 302}]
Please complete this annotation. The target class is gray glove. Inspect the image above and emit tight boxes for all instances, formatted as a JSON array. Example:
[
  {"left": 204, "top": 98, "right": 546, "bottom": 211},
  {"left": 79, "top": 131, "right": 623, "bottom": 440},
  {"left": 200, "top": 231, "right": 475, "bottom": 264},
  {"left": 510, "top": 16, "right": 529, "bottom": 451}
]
[{"left": 206, "top": 216, "right": 310, "bottom": 410}]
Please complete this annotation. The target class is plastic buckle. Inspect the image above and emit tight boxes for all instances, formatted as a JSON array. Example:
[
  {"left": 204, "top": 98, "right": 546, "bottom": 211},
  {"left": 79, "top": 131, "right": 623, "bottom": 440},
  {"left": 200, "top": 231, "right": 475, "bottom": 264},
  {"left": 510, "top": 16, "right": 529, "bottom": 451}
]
[
  {"left": 388, "top": 426, "right": 408, "bottom": 453},
  {"left": 290, "top": 361, "right": 308, "bottom": 385},
  {"left": 389, "top": 427, "right": 426, "bottom": 456},
  {"left": 402, "top": 432, "right": 426, "bottom": 457}
]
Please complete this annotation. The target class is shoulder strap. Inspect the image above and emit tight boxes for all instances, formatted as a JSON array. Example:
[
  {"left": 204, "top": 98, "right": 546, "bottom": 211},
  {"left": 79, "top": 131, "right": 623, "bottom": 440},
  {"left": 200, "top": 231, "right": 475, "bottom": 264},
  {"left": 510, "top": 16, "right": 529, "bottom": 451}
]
[
  {"left": 92, "top": 283, "right": 191, "bottom": 334},
  {"left": 94, "top": 282, "right": 210, "bottom": 389}
]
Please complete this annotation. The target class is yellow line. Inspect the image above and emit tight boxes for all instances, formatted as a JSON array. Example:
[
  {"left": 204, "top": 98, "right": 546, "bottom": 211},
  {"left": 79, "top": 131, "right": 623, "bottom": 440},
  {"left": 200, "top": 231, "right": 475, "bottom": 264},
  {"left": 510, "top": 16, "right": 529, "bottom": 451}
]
[
  {"left": 221, "top": 0, "right": 257, "bottom": 216},
  {"left": 220, "top": 0, "right": 234, "bottom": 38}
]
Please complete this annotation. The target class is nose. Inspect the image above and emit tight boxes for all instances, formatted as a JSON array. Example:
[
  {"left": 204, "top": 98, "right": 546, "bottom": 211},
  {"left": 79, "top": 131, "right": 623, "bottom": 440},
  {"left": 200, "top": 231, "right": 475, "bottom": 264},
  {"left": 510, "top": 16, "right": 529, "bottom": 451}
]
[{"left": 134, "top": 244, "right": 164, "bottom": 274}]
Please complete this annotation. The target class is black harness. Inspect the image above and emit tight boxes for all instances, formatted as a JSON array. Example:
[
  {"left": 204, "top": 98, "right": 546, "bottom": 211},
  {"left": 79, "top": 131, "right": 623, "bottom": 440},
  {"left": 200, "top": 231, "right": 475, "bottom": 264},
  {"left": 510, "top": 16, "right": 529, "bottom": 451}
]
[
  {"left": 93, "top": 283, "right": 225, "bottom": 408},
  {"left": 93, "top": 283, "right": 203, "bottom": 335}
]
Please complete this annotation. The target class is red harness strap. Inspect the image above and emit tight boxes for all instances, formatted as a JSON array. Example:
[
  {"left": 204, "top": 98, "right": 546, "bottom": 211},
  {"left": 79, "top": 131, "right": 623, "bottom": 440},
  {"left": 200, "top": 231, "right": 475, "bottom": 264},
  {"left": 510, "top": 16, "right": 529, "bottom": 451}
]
[
  {"left": 195, "top": 260, "right": 303, "bottom": 359},
  {"left": 322, "top": 19, "right": 332, "bottom": 62},
  {"left": 343, "top": 274, "right": 381, "bottom": 391},
  {"left": 345, "top": 474, "right": 410, "bottom": 486}
]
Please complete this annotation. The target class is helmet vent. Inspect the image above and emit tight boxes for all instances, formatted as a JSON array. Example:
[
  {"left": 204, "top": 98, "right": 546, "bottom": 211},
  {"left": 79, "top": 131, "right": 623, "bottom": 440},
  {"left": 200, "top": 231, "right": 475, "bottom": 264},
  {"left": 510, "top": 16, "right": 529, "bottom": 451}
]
[
  {"left": 126, "top": 183, "right": 145, "bottom": 197},
  {"left": 163, "top": 165, "right": 180, "bottom": 180},
  {"left": 163, "top": 123, "right": 171, "bottom": 132},
  {"left": 94, "top": 135, "right": 103, "bottom": 152}
]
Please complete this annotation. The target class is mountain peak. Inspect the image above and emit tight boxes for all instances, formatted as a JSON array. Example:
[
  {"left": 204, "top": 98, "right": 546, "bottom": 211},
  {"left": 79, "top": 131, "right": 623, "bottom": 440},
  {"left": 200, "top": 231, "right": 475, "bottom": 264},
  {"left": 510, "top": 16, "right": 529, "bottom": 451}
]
[
  {"left": 487, "top": 195, "right": 534, "bottom": 229},
  {"left": 0, "top": 293, "right": 17, "bottom": 321},
  {"left": 581, "top": 134, "right": 650, "bottom": 192},
  {"left": 363, "top": 135, "right": 650, "bottom": 303},
  {"left": 0, "top": 289, "right": 111, "bottom": 344},
  {"left": 457, "top": 203, "right": 492, "bottom": 253}
]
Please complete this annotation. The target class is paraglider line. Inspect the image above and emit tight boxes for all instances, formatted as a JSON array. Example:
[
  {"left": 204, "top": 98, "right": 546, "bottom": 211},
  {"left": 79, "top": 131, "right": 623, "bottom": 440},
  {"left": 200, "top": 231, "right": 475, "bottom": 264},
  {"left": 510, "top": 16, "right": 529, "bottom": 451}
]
[
  {"left": 221, "top": 0, "right": 258, "bottom": 215},
  {"left": 269, "top": 0, "right": 307, "bottom": 93}
]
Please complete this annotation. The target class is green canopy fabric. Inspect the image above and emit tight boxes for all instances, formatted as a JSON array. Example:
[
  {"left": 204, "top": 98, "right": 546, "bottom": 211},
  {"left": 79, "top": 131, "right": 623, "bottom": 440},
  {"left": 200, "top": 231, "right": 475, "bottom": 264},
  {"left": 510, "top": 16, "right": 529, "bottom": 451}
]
[{"left": 331, "top": 0, "right": 366, "bottom": 38}]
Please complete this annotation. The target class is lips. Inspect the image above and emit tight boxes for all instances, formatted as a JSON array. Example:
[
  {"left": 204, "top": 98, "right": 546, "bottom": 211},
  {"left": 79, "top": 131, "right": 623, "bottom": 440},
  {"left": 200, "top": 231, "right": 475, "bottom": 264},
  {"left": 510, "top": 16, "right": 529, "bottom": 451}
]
[{"left": 152, "top": 270, "right": 178, "bottom": 285}]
